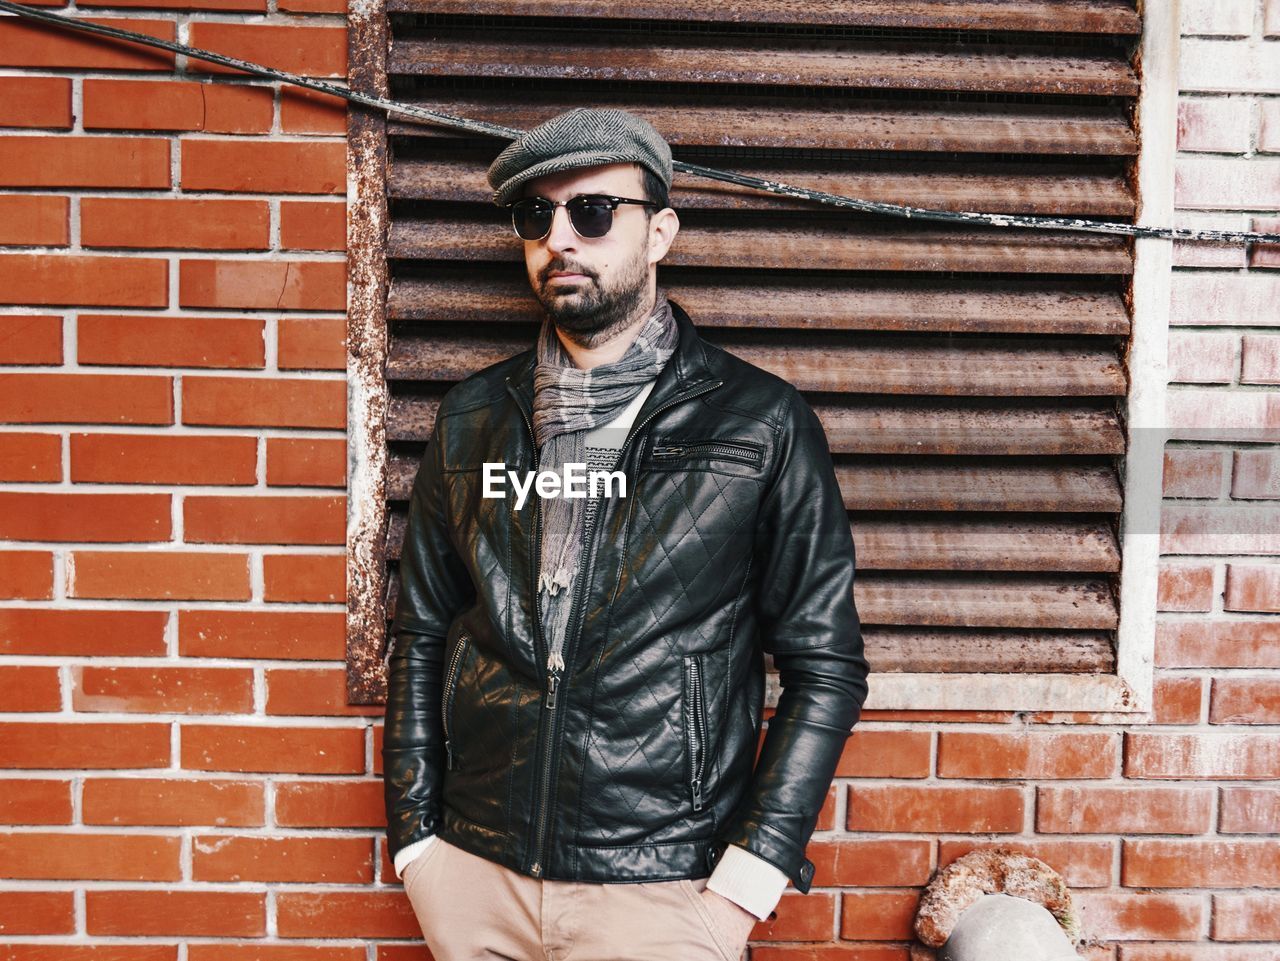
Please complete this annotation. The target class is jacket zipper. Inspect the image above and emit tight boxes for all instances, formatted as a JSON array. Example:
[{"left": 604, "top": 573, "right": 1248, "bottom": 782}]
[
  {"left": 442, "top": 630, "right": 469, "bottom": 771},
  {"left": 685, "top": 653, "right": 708, "bottom": 812},
  {"left": 511, "top": 373, "right": 726, "bottom": 878},
  {"left": 651, "top": 441, "right": 762, "bottom": 466}
]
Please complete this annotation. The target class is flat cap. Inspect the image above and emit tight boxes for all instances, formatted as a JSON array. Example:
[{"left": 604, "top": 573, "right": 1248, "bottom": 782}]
[{"left": 486, "top": 107, "right": 672, "bottom": 208}]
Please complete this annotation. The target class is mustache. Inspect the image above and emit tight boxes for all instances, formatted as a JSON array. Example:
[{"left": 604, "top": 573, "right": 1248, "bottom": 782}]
[{"left": 543, "top": 264, "right": 593, "bottom": 281}]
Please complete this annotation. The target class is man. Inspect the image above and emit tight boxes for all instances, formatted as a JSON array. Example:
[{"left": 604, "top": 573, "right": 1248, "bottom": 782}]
[{"left": 383, "top": 106, "right": 870, "bottom": 960}]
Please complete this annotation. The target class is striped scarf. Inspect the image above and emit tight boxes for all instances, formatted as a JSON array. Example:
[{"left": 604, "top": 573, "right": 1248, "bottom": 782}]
[{"left": 531, "top": 286, "right": 679, "bottom": 672}]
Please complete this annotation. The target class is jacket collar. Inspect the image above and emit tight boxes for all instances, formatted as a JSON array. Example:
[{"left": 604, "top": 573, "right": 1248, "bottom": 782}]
[{"left": 504, "top": 295, "right": 720, "bottom": 432}]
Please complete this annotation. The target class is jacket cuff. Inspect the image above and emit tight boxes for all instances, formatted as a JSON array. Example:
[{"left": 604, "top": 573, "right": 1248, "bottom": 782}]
[
  {"left": 705, "top": 842, "right": 789, "bottom": 921},
  {"left": 392, "top": 833, "right": 438, "bottom": 879}
]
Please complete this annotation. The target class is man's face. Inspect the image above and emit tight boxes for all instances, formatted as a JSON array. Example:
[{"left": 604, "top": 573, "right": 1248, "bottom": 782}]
[{"left": 517, "top": 162, "right": 677, "bottom": 343}]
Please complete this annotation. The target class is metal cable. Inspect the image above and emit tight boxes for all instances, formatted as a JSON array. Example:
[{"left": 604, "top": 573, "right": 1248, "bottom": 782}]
[{"left": 2, "top": 0, "right": 1278, "bottom": 246}]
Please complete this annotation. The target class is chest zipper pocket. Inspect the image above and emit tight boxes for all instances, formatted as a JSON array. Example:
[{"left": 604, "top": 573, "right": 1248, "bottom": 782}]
[
  {"left": 683, "top": 653, "right": 709, "bottom": 812},
  {"left": 651, "top": 440, "right": 762, "bottom": 468},
  {"left": 443, "top": 630, "right": 471, "bottom": 771}
]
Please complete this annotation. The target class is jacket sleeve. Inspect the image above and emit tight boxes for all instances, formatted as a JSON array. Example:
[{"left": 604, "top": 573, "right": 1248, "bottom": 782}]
[
  {"left": 382, "top": 412, "right": 476, "bottom": 862},
  {"left": 715, "top": 386, "right": 870, "bottom": 894}
]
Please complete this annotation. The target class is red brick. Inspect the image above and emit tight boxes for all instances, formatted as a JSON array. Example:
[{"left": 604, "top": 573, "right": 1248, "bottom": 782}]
[
  {"left": 1167, "top": 450, "right": 1223, "bottom": 496},
  {"left": 0, "top": 432, "right": 62, "bottom": 483},
  {"left": 0, "top": 136, "right": 169, "bottom": 188},
  {"left": 192, "top": 834, "right": 372, "bottom": 883},
  {"left": 181, "top": 140, "right": 345, "bottom": 194},
  {"left": 71, "top": 432, "right": 258, "bottom": 485},
  {"left": 0, "top": 550, "right": 53, "bottom": 599},
  {"left": 80, "top": 0, "right": 265, "bottom": 10},
  {"left": 838, "top": 891, "right": 916, "bottom": 940},
  {"left": 265, "top": 437, "right": 346, "bottom": 488},
  {"left": 281, "top": 200, "right": 346, "bottom": 250},
  {"left": 1210, "top": 676, "right": 1280, "bottom": 724},
  {"left": 184, "top": 494, "right": 344, "bottom": 545},
  {"left": 1219, "top": 786, "right": 1280, "bottom": 833},
  {"left": 833, "top": 729, "right": 931, "bottom": 778},
  {"left": 280, "top": 87, "right": 347, "bottom": 134},
  {"left": 181, "top": 724, "right": 364, "bottom": 774},
  {"left": 0, "top": 891, "right": 74, "bottom": 935},
  {"left": 1157, "top": 563, "right": 1216, "bottom": 612},
  {"left": 187, "top": 23, "right": 347, "bottom": 78},
  {"left": 274, "top": 892, "right": 420, "bottom": 939},
  {"left": 0, "top": 609, "right": 167, "bottom": 657},
  {"left": 0, "top": 195, "right": 69, "bottom": 246},
  {"left": 1123, "top": 838, "right": 1280, "bottom": 888},
  {"left": 1177, "top": 97, "right": 1252, "bottom": 152},
  {"left": 1036, "top": 785, "right": 1213, "bottom": 835},
  {"left": 1167, "top": 331, "right": 1238, "bottom": 383},
  {"left": 1126, "top": 732, "right": 1280, "bottom": 779},
  {"left": 0, "top": 779, "right": 73, "bottom": 824},
  {"left": 1231, "top": 450, "right": 1280, "bottom": 498},
  {"left": 278, "top": 0, "right": 347, "bottom": 13},
  {"left": 1, "top": 948, "right": 177, "bottom": 961},
  {"left": 0, "top": 316, "right": 62, "bottom": 366},
  {"left": 182, "top": 375, "right": 345, "bottom": 429},
  {"left": 1154, "top": 674, "right": 1205, "bottom": 725},
  {"left": 0, "top": 833, "right": 180, "bottom": 881},
  {"left": 0, "top": 255, "right": 168, "bottom": 307},
  {"left": 1157, "top": 619, "right": 1280, "bottom": 669},
  {"left": 0, "top": 77, "right": 72, "bottom": 128},
  {"left": 83, "top": 78, "right": 272, "bottom": 133},
  {"left": 82, "top": 198, "right": 269, "bottom": 251},
  {"left": 939, "top": 837, "right": 1113, "bottom": 888},
  {"left": 84, "top": 777, "right": 265, "bottom": 827},
  {"left": 1213, "top": 893, "right": 1280, "bottom": 941},
  {"left": 0, "top": 16, "right": 175, "bottom": 70},
  {"left": 0, "top": 665, "right": 62, "bottom": 712},
  {"left": 69, "top": 551, "right": 251, "bottom": 601},
  {"left": 274, "top": 779, "right": 384, "bottom": 828},
  {"left": 86, "top": 890, "right": 265, "bottom": 937},
  {"left": 179, "top": 259, "right": 346, "bottom": 311},
  {"left": 938, "top": 731, "right": 1116, "bottom": 779},
  {"left": 73, "top": 665, "right": 255, "bottom": 714},
  {"left": 1240, "top": 334, "right": 1280, "bottom": 383},
  {"left": 178, "top": 609, "right": 344, "bottom": 660},
  {"left": 262, "top": 552, "right": 345, "bottom": 603},
  {"left": 1074, "top": 891, "right": 1202, "bottom": 940},
  {"left": 278, "top": 316, "right": 346, "bottom": 369},
  {"left": 0, "top": 492, "right": 170, "bottom": 542},
  {"left": 188, "top": 948, "right": 361, "bottom": 961},
  {"left": 1223, "top": 564, "right": 1280, "bottom": 613},
  {"left": 0, "top": 722, "right": 170, "bottom": 769},
  {"left": 846, "top": 784, "right": 1024, "bottom": 833},
  {"left": 78, "top": 314, "right": 266, "bottom": 368},
  {"left": 265, "top": 667, "right": 384, "bottom": 718}
]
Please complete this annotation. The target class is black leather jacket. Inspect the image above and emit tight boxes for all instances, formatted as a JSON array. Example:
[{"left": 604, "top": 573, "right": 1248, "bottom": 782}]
[{"left": 383, "top": 298, "right": 869, "bottom": 894}]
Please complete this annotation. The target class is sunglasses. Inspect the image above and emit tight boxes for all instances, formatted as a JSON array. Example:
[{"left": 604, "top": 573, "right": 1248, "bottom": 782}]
[{"left": 505, "top": 193, "right": 660, "bottom": 241}]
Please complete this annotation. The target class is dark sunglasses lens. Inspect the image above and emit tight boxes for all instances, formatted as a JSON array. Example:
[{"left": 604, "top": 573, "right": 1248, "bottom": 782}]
[
  {"left": 568, "top": 198, "right": 613, "bottom": 238},
  {"left": 512, "top": 201, "right": 553, "bottom": 240}
]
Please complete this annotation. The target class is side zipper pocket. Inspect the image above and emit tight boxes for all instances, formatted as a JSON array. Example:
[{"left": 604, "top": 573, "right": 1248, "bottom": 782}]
[
  {"left": 651, "top": 440, "right": 762, "bottom": 467},
  {"left": 684, "top": 653, "right": 709, "bottom": 812},
  {"left": 443, "top": 630, "right": 470, "bottom": 771}
]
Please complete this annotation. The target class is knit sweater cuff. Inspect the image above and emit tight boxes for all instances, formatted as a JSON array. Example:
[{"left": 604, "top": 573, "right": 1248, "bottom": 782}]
[
  {"left": 704, "top": 842, "right": 789, "bottom": 921},
  {"left": 392, "top": 834, "right": 438, "bottom": 879}
]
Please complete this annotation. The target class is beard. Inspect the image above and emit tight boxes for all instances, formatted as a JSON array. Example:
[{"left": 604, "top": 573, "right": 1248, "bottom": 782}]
[{"left": 531, "top": 241, "right": 651, "bottom": 349}]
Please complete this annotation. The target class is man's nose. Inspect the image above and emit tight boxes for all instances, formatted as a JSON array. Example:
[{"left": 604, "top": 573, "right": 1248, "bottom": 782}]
[{"left": 543, "top": 204, "right": 578, "bottom": 252}]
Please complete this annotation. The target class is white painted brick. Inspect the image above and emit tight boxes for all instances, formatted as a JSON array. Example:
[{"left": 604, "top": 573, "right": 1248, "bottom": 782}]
[
  {"left": 1180, "top": 39, "right": 1280, "bottom": 94},
  {"left": 1241, "top": 334, "right": 1280, "bottom": 383},
  {"left": 1175, "top": 158, "right": 1280, "bottom": 210},
  {"left": 1168, "top": 331, "right": 1240, "bottom": 383},
  {"left": 1248, "top": 216, "right": 1280, "bottom": 268},
  {"left": 1173, "top": 211, "right": 1250, "bottom": 268},
  {"left": 1181, "top": 0, "right": 1254, "bottom": 36},
  {"left": 1261, "top": 100, "right": 1280, "bottom": 153},
  {"left": 1171, "top": 272, "right": 1280, "bottom": 325},
  {"left": 1178, "top": 97, "right": 1252, "bottom": 153}
]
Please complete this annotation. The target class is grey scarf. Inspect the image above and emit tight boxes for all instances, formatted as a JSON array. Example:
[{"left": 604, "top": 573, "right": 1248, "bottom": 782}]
[{"left": 532, "top": 286, "right": 679, "bottom": 673}]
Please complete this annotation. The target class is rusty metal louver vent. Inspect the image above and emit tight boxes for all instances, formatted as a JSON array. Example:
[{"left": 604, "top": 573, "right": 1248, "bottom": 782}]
[{"left": 351, "top": 0, "right": 1143, "bottom": 701}]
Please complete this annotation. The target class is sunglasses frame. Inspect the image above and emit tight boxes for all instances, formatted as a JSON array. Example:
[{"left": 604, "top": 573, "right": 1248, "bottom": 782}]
[{"left": 504, "top": 193, "right": 661, "bottom": 241}]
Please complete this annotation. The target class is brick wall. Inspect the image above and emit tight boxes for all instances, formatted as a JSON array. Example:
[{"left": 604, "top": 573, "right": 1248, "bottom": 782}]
[{"left": 0, "top": 1, "right": 1278, "bottom": 958}]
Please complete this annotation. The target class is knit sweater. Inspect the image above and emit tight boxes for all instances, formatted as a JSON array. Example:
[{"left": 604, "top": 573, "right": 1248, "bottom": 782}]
[{"left": 394, "top": 377, "right": 788, "bottom": 921}]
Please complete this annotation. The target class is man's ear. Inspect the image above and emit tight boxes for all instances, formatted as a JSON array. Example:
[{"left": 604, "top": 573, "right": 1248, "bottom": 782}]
[{"left": 648, "top": 208, "right": 680, "bottom": 266}]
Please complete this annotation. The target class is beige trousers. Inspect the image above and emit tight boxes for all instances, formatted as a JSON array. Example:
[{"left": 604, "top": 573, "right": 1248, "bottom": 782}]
[{"left": 402, "top": 836, "right": 747, "bottom": 961}]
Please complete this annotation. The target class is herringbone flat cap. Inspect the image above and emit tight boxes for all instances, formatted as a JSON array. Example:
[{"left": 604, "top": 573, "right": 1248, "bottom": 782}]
[{"left": 486, "top": 107, "right": 672, "bottom": 207}]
